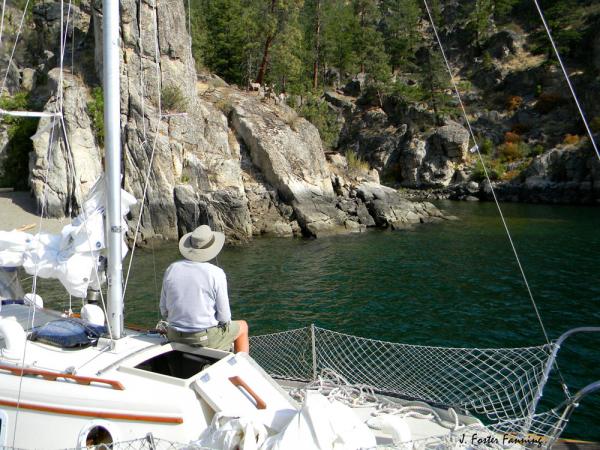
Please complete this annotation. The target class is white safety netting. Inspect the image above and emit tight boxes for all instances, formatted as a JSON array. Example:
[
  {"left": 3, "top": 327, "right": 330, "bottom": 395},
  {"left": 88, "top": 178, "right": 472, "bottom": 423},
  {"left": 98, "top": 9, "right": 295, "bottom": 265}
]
[{"left": 249, "top": 326, "right": 559, "bottom": 429}]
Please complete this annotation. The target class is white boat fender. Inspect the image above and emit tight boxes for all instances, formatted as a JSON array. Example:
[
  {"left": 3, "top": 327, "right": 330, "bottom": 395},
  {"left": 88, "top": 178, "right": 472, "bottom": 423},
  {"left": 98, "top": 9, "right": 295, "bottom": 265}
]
[
  {"left": 81, "top": 303, "right": 105, "bottom": 326},
  {"left": 0, "top": 316, "right": 26, "bottom": 360},
  {"left": 24, "top": 293, "right": 43, "bottom": 308},
  {"left": 366, "top": 415, "right": 412, "bottom": 446}
]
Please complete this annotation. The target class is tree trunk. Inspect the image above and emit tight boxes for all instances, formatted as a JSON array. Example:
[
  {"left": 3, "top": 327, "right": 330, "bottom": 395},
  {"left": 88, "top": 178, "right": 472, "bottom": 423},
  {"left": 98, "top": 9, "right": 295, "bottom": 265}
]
[
  {"left": 256, "top": 34, "right": 275, "bottom": 85},
  {"left": 312, "top": 0, "right": 321, "bottom": 90},
  {"left": 255, "top": 0, "right": 277, "bottom": 85}
]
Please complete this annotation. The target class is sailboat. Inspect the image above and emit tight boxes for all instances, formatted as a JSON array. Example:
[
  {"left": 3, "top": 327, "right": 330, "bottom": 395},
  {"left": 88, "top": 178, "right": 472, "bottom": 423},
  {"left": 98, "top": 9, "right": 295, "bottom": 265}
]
[{"left": 0, "top": 1, "right": 598, "bottom": 450}]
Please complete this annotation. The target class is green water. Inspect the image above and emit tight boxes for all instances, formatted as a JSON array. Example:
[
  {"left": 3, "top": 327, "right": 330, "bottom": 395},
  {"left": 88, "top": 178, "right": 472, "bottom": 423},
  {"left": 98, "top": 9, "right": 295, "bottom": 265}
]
[{"left": 40, "top": 201, "right": 600, "bottom": 440}]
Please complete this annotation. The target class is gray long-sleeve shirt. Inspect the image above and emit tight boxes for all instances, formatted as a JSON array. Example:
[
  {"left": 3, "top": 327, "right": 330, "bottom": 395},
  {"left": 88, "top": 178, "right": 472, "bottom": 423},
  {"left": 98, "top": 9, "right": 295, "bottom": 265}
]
[{"left": 160, "top": 260, "right": 231, "bottom": 332}]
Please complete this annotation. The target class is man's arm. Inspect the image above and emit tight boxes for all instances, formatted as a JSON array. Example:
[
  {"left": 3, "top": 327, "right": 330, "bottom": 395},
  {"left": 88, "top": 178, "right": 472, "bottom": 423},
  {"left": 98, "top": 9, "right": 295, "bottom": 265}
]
[
  {"left": 159, "top": 269, "right": 169, "bottom": 319},
  {"left": 214, "top": 270, "right": 231, "bottom": 323}
]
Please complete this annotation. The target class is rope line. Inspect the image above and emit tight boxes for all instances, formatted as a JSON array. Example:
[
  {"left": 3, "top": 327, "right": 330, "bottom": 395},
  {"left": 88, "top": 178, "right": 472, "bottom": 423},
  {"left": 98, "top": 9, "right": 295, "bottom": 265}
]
[
  {"left": 0, "top": 0, "right": 7, "bottom": 45},
  {"left": 0, "top": 0, "right": 30, "bottom": 96},
  {"left": 122, "top": 0, "right": 164, "bottom": 301},
  {"left": 532, "top": 0, "right": 599, "bottom": 161},
  {"left": 420, "top": 0, "right": 571, "bottom": 398}
]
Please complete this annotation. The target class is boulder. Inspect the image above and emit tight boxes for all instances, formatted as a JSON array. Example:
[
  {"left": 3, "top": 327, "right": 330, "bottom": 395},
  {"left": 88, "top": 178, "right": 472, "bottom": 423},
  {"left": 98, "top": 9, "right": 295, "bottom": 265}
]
[
  {"left": 429, "top": 121, "right": 470, "bottom": 160},
  {"left": 0, "top": 128, "right": 8, "bottom": 182},
  {"left": 485, "top": 30, "right": 523, "bottom": 60},
  {"left": 30, "top": 70, "right": 103, "bottom": 217},
  {"left": 342, "top": 73, "right": 366, "bottom": 97},
  {"left": 419, "top": 121, "right": 470, "bottom": 187},
  {"left": 356, "top": 182, "right": 443, "bottom": 229},
  {"left": 226, "top": 90, "right": 349, "bottom": 236},
  {"left": 21, "top": 68, "right": 36, "bottom": 92},
  {"left": 174, "top": 185, "right": 252, "bottom": 244},
  {"left": 0, "top": 58, "right": 21, "bottom": 94},
  {"left": 398, "top": 137, "right": 427, "bottom": 187}
]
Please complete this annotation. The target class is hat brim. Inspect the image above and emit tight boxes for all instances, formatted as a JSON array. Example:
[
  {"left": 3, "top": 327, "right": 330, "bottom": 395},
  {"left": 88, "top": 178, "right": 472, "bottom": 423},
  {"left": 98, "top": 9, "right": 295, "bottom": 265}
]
[{"left": 178, "top": 230, "right": 225, "bottom": 262}]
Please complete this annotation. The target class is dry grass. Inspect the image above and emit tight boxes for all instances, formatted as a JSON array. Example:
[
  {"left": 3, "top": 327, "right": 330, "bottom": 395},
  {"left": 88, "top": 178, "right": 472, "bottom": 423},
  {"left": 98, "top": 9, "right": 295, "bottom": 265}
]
[
  {"left": 345, "top": 150, "right": 370, "bottom": 173},
  {"left": 563, "top": 134, "right": 581, "bottom": 146}
]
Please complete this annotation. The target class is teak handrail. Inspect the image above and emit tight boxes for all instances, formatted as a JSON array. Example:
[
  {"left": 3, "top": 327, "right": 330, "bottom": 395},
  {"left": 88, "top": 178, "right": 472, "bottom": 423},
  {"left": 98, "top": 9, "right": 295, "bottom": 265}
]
[
  {"left": 0, "top": 364, "right": 124, "bottom": 390},
  {"left": 229, "top": 375, "right": 267, "bottom": 410}
]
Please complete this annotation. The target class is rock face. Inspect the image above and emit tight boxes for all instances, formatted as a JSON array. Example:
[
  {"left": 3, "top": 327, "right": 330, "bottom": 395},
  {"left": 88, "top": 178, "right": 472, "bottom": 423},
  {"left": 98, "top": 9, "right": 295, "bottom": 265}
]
[
  {"left": 334, "top": 96, "right": 470, "bottom": 189},
  {"left": 420, "top": 121, "right": 470, "bottom": 187},
  {"left": 30, "top": 69, "right": 103, "bottom": 217},
  {"left": 225, "top": 90, "right": 348, "bottom": 236},
  {"left": 489, "top": 145, "right": 600, "bottom": 204},
  {"left": 21, "top": 0, "right": 445, "bottom": 243}
]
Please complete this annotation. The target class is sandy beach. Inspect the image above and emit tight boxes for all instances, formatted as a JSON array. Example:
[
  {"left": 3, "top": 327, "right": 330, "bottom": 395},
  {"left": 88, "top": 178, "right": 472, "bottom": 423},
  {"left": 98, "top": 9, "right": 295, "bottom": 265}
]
[{"left": 0, "top": 189, "right": 69, "bottom": 234}]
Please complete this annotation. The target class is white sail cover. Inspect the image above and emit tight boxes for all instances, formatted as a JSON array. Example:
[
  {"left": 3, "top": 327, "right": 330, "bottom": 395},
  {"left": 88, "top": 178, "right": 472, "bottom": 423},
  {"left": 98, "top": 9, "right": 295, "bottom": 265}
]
[{"left": 0, "top": 176, "right": 136, "bottom": 297}]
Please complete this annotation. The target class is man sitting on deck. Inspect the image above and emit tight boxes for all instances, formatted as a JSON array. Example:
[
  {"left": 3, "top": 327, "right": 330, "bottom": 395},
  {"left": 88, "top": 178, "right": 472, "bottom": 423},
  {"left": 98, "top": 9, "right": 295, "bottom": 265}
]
[{"left": 160, "top": 225, "right": 249, "bottom": 353}]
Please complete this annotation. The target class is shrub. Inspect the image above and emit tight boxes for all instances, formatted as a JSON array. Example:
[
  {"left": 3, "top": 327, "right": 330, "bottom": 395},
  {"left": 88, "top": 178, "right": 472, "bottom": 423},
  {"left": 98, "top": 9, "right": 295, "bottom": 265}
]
[
  {"left": 482, "top": 52, "right": 493, "bottom": 70},
  {"left": 470, "top": 158, "right": 506, "bottom": 182},
  {"left": 87, "top": 87, "right": 104, "bottom": 147},
  {"left": 502, "top": 169, "right": 520, "bottom": 181},
  {"left": 215, "top": 97, "right": 233, "bottom": 115},
  {"left": 280, "top": 110, "right": 301, "bottom": 132},
  {"left": 391, "top": 82, "right": 426, "bottom": 104},
  {"left": 504, "top": 131, "right": 521, "bottom": 143},
  {"left": 345, "top": 150, "right": 370, "bottom": 173},
  {"left": 563, "top": 134, "right": 580, "bottom": 145},
  {"left": 530, "top": 144, "right": 544, "bottom": 156},
  {"left": 506, "top": 95, "right": 523, "bottom": 111},
  {"left": 0, "top": 92, "right": 38, "bottom": 190},
  {"left": 479, "top": 138, "right": 494, "bottom": 155},
  {"left": 511, "top": 123, "right": 530, "bottom": 134},
  {"left": 535, "top": 93, "right": 565, "bottom": 114},
  {"left": 161, "top": 85, "right": 187, "bottom": 113},
  {"left": 297, "top": 95, "right": 340, "bottom": 149},
  {"left": 497, "top": 140, "right": 532, "bottom": 162}
]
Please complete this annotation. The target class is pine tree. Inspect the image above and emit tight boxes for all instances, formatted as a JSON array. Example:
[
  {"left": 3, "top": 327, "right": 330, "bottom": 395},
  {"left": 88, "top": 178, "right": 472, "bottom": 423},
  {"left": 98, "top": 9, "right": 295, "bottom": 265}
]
[
  {"left": 468, "top": 0, "right": 494, "bottom": 48},
  {"left": 255, "top": 0, "right": 304, "bottom": 86},
  {"left": 417, "top": 45, "right": 450, "bottom": 125},
  {"left": 190, "top": 0, "right": 261, "bottom": 86},
  {"left": 301, "top": 0, "right": 323, "bottom": 90},
  {"left": 380, "top": 0, "right": 422, "bottom": 73},
  {"left": 321, "top": 0, "right": 359, "bottom": 79},
  {"left": 268, "top": 20, "right": 305, "bottom": 93}
]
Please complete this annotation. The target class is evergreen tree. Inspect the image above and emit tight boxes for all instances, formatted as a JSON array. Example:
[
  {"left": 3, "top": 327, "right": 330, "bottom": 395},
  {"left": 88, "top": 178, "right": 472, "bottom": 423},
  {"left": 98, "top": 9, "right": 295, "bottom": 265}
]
[
  {"left": 190, "top": 0, "right": 261, "bottom": 86},
  {"left": 302, "top": 0, "right": 323, "bottom": 89},
  {"left": 417, "top": 45, "right": 450, "bottom": 125},
  {"left": 380, "top": 0, "right": 422, "bottom": 73},
  {"left": 468, "top": 0, "right": 494, "bottom": 48},
  {"left": 268, "top": 20, "right": 305, "bottom": 93},
  {"left": 321, "top": 0, "right": 359, "bottom": 79},
  {"left": 255, "top": 0, "right": 304, "bottom": 86}
]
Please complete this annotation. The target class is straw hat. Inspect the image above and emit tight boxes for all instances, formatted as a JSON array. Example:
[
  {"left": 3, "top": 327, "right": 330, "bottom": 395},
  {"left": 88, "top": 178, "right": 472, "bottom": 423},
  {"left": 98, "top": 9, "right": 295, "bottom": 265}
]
[{"left": 178, "top": 225, "right": 225, "bottom": 262}]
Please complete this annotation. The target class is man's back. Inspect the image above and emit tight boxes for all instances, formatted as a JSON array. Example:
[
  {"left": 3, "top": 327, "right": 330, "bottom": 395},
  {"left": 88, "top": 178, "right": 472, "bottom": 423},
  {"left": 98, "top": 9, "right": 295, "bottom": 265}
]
[{"left": 160, "top": 260, "right": 231, "bottom": 332}]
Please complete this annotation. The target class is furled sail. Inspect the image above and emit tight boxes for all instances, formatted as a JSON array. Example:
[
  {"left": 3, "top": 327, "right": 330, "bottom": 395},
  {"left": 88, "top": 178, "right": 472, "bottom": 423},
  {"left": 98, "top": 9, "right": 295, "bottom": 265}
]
[{"left": 0, "top": 176, "right": 136, "bottom": 298}]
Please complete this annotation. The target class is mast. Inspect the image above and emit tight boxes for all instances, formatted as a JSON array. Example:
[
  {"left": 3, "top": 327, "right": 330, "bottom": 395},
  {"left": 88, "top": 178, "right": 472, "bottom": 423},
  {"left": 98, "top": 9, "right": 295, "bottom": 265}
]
[{"left": 103, "top": 0, "right": 123, "bottom": 339}]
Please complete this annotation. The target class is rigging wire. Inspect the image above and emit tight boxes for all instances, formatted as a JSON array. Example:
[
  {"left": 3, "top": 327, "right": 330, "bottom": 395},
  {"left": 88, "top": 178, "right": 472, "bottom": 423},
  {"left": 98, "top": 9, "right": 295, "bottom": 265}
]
[
  {"left": 0, "top": 0, "right": 6, "bottom": 45},
  {"left": 122, "top": 0, "right": 164, "bottom": 305},
  {"left": 0, "top": 0, "right": 30, "bottom": 96},
  {"left": 420, "top": 0, "right": 571, "bottom": 398},
  {"left": 531, "top": 0, "right": 599, "bottom": 162},
  {"left": 11, "top": 111, "right": 59, "bottom": 450},
  {"left": 11, "top": 4, "right": 115, "bottom": 442}
]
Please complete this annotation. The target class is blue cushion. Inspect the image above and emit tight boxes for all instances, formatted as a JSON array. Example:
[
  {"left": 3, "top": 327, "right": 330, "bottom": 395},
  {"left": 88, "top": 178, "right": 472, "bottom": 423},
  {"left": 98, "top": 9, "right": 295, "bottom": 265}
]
[{"left": 30, "top": 318, "right": 106, "bottom": 348}]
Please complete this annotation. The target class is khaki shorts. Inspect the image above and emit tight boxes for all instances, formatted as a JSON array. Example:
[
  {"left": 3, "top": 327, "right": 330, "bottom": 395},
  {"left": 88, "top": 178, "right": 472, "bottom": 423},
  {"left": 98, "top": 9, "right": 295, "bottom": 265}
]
[{"left": 167, "top": 321, "right": 241, "bottom": 351}]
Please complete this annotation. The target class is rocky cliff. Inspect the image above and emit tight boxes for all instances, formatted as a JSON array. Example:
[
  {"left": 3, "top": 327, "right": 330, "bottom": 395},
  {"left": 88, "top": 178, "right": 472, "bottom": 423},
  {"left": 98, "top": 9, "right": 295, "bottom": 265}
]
[
  {"left": 321, "top": 18, "right": 600, "bottom": 204},
  {"left": 0, "top": 0, "right": 444, "bottom": 243}
]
